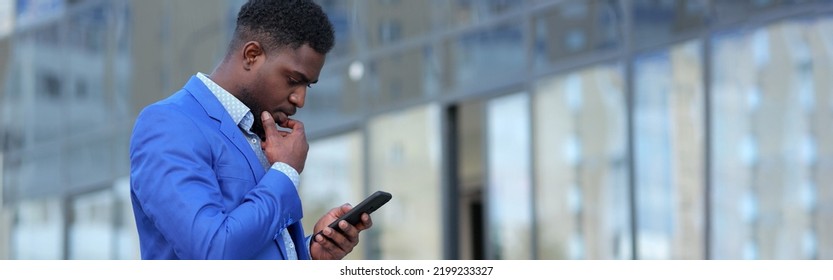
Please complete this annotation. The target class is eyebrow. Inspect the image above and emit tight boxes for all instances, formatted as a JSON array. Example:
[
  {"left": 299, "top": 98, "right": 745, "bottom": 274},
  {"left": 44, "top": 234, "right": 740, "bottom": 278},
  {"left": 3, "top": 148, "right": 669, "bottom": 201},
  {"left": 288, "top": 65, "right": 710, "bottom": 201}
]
[{"left": 293, "top": 71, "right": 318, "bottom": 84}]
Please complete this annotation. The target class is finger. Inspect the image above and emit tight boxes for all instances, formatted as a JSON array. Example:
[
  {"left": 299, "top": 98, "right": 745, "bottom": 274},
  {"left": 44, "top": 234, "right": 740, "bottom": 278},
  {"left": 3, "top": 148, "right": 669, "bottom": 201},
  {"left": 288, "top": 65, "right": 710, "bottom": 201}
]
[
  {"left": 310, "top": 237, "right": 338, "bottom": 260},
  {"left": 263, "top": 131, "right": 288, "bottom": 146},
  {"left": 260, "top": 111, "right": 281, "bottom": 141},
  {"left": 282, "top": 118, "right": 305, "bottom": 133},
  {"left": 355, "top": 213, "right": 373, "bottom": 231},
  {"left": 337, "top": 220, "right": 361, "bottom": 244},
  {"left": 322, "top": 223, "right": 353, "bottom": 247},
  {"left": 328, "top": 230, "right": 358, "bottom": 257},
  {"left": 316, "top": 227, "right": 349, "bottom": 254},
  {"left": 338, "top": 203, "right": 353, "bottom": 216}
]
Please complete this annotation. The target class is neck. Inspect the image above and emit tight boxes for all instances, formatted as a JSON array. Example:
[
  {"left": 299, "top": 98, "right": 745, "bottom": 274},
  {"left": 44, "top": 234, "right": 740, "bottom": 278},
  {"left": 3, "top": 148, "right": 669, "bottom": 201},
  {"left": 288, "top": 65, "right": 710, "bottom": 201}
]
[{"left": 208, "top": 63, "right": 242, "bottom": 99}]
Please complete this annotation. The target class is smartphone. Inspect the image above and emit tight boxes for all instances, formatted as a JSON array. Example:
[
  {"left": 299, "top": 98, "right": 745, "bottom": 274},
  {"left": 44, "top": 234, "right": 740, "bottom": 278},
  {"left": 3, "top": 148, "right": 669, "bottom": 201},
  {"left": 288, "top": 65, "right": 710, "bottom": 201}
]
[{"left": 317, "top": 191, "right": 392, "bottom": 235}]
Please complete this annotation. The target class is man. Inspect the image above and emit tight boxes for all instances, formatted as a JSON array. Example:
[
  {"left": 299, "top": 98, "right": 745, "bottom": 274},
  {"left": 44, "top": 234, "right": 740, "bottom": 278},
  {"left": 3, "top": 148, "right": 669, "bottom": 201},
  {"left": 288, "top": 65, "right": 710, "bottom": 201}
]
[{"left": 129, "top": 0, "right": 371, "bottom": 259}]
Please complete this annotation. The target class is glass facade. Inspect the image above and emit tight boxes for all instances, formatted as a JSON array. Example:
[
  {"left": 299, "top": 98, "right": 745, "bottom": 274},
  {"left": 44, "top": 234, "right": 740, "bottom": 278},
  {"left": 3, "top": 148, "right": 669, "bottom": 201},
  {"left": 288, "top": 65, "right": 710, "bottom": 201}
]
[
  {"left": 12, "top": 198, "right": 64, "bottom": 259},
  {"left": 299, "top": 132, "right": 365, "bottom": 260},
  {"left": 448, "top": 21, "right": 525, "bottom": 93},
  {"left": 710, "top": 17, "right": 833, "bottom": 259},
  {"left": 368, "top": 105, "right": 443, "bottom": 259},
  {"left": 1, "top": 0, "right": 134, "bottom": 259},
  {"left": 534, "top": 0, "right": 623, "bottom": 68},
  {"left": 1, "top": 0, "right": 833, "bottom": 260},
  {"left": 534, "top": 63, "right": 630, "bottom": 259},
  {"left": 487, "top": 93, "right": 532, "bottom": 260},
  {"left": 635, "top": 40, "right": 705, "bottom": 259}
]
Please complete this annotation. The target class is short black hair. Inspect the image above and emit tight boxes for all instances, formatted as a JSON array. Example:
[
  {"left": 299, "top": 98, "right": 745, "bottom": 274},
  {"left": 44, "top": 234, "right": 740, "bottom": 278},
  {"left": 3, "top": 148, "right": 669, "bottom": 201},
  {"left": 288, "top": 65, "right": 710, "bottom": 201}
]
[{"left": 231, "top": 0, "right": 334, "bottom": 55}]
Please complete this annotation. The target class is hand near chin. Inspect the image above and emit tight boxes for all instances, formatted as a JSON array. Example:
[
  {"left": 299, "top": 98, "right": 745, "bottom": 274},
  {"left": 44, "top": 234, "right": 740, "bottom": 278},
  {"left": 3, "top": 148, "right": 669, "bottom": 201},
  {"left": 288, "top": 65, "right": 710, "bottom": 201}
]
[{"left": 260, "top": 111, "right": 308, "bottom": 172}]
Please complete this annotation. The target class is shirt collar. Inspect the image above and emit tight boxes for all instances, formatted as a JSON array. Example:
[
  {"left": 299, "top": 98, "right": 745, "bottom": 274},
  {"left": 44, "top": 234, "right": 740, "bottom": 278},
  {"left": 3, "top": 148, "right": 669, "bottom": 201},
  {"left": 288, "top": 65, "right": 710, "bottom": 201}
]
[{"left": 196, "top": 72, "right": 253, "bottom": 130}]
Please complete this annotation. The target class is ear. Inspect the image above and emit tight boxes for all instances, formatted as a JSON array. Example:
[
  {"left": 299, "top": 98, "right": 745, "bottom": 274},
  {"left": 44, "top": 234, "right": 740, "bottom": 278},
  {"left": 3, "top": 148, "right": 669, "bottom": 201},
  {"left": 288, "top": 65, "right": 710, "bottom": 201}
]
[{"left": 241, "top": 41, "right": 264, "bottom": 71}]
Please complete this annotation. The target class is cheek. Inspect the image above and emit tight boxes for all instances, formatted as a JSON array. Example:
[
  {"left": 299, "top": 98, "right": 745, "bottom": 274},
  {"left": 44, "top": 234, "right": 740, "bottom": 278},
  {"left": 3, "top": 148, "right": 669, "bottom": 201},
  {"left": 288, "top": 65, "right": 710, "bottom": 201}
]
[
  {"left": 253, "top": 73, "right": 276, "bottom": 103},
  {"left": 268, "top": 83, "right": 292, "bottom": 102}
]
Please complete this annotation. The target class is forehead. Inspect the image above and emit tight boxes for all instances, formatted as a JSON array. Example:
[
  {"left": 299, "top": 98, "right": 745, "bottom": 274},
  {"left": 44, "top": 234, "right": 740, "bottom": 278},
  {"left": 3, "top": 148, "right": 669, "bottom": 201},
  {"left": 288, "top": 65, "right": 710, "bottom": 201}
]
[{"left": 267, "top": 44, "right": 326, "bottom": 79}]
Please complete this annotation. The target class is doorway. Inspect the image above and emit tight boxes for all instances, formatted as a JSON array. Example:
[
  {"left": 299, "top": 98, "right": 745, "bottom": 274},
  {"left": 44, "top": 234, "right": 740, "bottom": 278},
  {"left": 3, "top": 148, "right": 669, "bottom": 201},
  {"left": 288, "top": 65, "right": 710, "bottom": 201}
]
[{"left": 451, "top": 100, "right": 486, "bottom": 260}]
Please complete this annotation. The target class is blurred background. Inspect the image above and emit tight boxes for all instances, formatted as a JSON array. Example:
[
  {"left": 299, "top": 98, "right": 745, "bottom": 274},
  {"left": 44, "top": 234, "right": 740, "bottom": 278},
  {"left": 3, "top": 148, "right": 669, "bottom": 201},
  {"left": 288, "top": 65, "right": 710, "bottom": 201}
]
[{"left": 1, "top": 0, "right": 832, "bottom": 260}]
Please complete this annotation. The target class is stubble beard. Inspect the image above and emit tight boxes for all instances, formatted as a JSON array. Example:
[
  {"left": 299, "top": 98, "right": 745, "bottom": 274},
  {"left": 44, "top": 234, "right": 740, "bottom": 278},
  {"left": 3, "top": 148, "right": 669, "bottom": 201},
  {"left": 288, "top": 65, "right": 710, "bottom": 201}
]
[{"left": 239, "top": 87, "right": 267, "bottom": 140}]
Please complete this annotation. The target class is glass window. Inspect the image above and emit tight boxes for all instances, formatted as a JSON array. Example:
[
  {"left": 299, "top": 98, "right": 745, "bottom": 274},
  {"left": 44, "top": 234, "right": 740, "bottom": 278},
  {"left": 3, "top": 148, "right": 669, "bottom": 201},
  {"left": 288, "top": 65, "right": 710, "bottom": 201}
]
[
  {"left": 112, "top": 127, "right": 131, "bottom": 186},
  {"left": 24, "top": 24, "right": 69, "bottom": 142},
  {"left": 2, "top": 68, "right": 23, "bottom": 153},
  {"left": 713, "top": 0, "right": 771, "bottom": 24},
  {"left": 368, "top": 104, "right": 442, "bottom": 259},
  {"left": 111, "top": 0, "right": 132, "bottom": 185},
  {"left": 0, "top": 152, "right": 4, "bottom": 205},
  {"left": 713, "top": 0, "right": 829, "bottom": 25},
  {"left": 296, "top": 61, "right": 364, "bottom": 134},
  {"left": 487, "top": 93, "right": 532, "bottom": 259},
  {"left": 365, "top": 45, "right": 440, "bottom": 109},
  {"left": 808, "top": 16, "right": 833, "bottom": 260},
  {"left": 64, "top": 2, "right": 114, "bottom": 191},
  {"left": 634, "top": 40, "right": 705, "bottom": 259},
  {"left": 66, "top": 134, "right": 113, "bottom": 192},
  {"left": 68, "top": 188, "right": 115, "bottom": 259},
  {"left": 14, "top": 0, "right": 65, "bottom": 29},
  {"left": 12, "top": 198, "right": 64, "bottom": 259},
  {"left": 446, "top": 21, "right": 525, "bottom": 94},
  {"left": 533, "top": 63, "right": 630, "bottom": 259},
  {"left": 710, "top": 19, "right": 821, "bottom": 259},
  {"left": 5, "top": 0, "right": 132, "bottom": 201},
  {"left": 0, "top": 0, "right": 12, "bottom": 38},
  {"left": 113, "top": 177, "right": 139, "bottom": 259},
  {"left": 113, "top": 0, "right": 132, "bottom": 120},
  {"left": 632, "top": 0, "right": 710, "bottom": 49},
  {"left": 299, "top": 131, "right": 365, "bottom": 260},
  {"left": 455, "top": 100, "right": 486, "bottom": 260},
  {"left": 304, "top": 44, "right": 441, "bottom": 120},
  {"left": 16, "top": 145, "right": 62, "bottom": 199},
  {"left": 365, "top": 0, "right": 434, "bottom": 48},
  {"left": 315, "top": 0, "right": 360, "bottom": 58},
  {"left": 0, "top": 194, "right": 11, "bottom": 259},
  {"left": 1, "top": 153, "right": 19, "bottom": 206},
  {"left": 534, "top": 0, "right": 623, "bottom": 70},
  {"left": 441, "top": 0, "right": 527, "bottom": 27}
]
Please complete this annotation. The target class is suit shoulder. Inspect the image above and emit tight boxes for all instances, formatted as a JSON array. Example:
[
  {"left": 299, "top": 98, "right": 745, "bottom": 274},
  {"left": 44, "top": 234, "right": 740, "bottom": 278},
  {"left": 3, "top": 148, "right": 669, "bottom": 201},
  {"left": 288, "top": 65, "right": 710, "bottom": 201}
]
[{"left": 130, "top": 94, "right": 213, "bottom": 155}]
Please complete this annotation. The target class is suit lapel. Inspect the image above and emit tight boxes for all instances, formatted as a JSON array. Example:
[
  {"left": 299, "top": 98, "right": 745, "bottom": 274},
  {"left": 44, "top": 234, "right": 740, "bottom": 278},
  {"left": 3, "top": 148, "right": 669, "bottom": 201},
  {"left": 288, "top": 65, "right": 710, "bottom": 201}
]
[{"left": 183, "top": 76, "right": 265, "bottom": 180}]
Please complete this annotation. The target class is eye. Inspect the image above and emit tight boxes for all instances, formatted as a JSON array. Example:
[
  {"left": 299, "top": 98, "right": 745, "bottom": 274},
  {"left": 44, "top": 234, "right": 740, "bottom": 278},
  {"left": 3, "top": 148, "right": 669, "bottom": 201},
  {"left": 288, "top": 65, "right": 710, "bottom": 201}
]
[{"left": 288, "top": 76, "right": 313, "bottom": 88}]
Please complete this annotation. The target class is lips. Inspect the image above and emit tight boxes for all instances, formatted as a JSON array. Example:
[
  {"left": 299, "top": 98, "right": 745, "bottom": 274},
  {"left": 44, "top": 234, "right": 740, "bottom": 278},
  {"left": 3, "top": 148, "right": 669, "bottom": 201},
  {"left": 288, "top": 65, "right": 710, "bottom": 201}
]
[
  {"left": 275, "top": 112, "right": 288, "bottom": 126},
  {"left": 277, "top": 109, "right": 298, "bottom": 126},
  {"left": 273, "top": 106, "right": 297, "bottom": 127}
]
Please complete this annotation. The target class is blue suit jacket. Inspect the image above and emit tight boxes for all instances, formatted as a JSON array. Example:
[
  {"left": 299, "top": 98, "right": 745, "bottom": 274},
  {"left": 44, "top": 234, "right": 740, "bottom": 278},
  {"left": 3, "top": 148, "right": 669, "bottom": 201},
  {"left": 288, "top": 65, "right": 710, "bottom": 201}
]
[{"left": 130, "top": 76, "right": 311, "bottom": 260}]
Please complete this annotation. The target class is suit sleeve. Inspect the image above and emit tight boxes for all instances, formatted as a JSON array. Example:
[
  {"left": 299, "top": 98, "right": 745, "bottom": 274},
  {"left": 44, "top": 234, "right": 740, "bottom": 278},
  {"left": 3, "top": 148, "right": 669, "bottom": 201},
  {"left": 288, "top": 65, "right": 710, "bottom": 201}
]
[{"left": 130, "top": 104, "right": 301, "bottom": 259}]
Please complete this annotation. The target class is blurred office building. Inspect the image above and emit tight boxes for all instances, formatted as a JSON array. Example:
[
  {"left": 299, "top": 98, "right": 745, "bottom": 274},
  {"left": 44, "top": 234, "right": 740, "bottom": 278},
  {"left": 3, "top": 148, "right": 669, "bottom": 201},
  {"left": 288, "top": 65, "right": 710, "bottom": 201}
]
[{"left": 1, "top": 0, "right": 833, "bottom": 260}]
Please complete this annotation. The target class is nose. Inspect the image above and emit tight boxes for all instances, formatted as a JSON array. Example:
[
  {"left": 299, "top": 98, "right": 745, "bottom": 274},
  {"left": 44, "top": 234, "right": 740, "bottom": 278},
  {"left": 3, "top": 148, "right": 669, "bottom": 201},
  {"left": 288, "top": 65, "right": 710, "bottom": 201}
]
[{"left": 290, "top": 87, "right": 306, "bottom": 108}]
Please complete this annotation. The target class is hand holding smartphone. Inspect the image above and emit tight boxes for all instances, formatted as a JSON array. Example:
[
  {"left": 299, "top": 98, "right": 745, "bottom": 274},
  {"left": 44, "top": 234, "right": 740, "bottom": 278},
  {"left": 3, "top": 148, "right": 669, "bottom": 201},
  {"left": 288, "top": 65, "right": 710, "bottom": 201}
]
[{"left": 316, "top": 191, "right": 392, "bottom": 236}]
